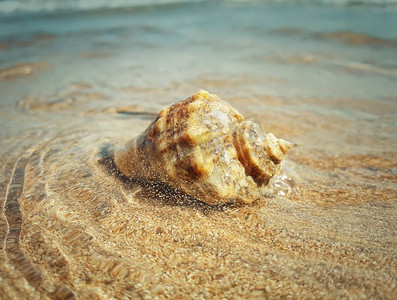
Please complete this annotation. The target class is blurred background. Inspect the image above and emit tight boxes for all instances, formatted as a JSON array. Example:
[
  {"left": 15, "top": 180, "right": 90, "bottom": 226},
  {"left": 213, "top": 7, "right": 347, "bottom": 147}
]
[{"left": 1, "top": 0, "right": 397, "bottom": 106}]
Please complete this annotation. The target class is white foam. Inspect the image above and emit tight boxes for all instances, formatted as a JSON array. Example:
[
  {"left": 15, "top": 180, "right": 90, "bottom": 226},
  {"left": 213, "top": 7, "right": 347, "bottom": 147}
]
[{"left": 0, "top": 0, "right": 204, "bottom": 14}]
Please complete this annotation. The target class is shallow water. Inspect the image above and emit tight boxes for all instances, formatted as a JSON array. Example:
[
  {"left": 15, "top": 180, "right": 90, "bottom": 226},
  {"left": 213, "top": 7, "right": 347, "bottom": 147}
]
[{"left": 0, "top": 1, "right": 396, "bottom": 299}]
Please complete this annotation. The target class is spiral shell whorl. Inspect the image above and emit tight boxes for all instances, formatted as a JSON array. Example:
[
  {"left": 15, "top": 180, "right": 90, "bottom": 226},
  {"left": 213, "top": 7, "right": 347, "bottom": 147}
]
[{"left": 114, "top": 90, "right": 292, "bottom": 205}]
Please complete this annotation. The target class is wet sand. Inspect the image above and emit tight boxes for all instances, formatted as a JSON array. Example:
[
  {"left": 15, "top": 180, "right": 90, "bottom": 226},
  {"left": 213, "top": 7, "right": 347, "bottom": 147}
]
[
  {"left": 0, "top": 62, "right": 51, "bottom": 81},
  {"left": 1, "top": 1, "right": 397, "bottom": 299},
  {"left": 0, "top": 75, "right": 396, "bottom": 299}
]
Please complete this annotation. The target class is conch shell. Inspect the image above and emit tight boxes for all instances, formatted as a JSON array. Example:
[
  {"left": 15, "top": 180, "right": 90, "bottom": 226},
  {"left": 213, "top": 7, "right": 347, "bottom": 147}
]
[{"left": 114, "top": 90, "right": 291, "bottom": 205}]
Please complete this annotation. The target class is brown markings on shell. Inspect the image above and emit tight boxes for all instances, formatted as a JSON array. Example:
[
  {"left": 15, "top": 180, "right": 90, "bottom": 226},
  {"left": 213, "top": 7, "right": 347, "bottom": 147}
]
[
  {"left": 174, "top": 154, "right": 206, "bottom": 181},
  {"left": 178, "top": 132, "right": 195, "bottom": 148},
  {"left": 234, "top": 133, "right": 269, "bottom": 186}
]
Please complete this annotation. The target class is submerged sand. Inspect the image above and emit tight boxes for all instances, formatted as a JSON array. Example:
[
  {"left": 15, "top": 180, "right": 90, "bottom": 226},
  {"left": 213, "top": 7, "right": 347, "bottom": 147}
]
[
  {"left": 1, "top": 2, "right": 397, "bottom": 297},
  {"left": 0, "top": 76, "right": 396, "bottom": 299}
]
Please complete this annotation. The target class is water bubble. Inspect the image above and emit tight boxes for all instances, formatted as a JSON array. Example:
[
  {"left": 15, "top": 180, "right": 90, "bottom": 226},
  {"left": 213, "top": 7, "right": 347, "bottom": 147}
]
[{"left": 265, "top": 167, "right": 300, "bottom": 198}]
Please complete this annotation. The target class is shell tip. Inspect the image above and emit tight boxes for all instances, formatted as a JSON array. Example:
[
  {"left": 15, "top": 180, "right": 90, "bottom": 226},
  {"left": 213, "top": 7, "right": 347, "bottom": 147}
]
[{"left": 192, "top": 90, "right": 210, "bottom": 101}]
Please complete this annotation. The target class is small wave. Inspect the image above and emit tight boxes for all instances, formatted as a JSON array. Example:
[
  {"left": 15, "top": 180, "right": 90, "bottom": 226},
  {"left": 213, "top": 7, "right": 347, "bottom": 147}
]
[
  {"left": 0, "top": 0, "right": 396, "bottom": 15},
  {"left": 315, "top": 31, "right": 397, "bottom": 47},
  {"left": 0, "top": 0, "right": 203, "bottom": 14}
]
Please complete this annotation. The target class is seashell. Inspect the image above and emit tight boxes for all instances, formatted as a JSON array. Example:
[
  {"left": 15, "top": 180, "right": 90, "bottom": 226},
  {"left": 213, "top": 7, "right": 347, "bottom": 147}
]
[{"left": 114, "top": 90, "right": 292, "bottom": 205}]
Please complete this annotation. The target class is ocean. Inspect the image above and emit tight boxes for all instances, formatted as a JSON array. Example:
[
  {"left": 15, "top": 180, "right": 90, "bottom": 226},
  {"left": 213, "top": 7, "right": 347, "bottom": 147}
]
[
  {"left": 0, "top": 0, "right": 396, "bottom": 299},
  {"left": 1, "top": 0, "right": 397, "bottom": 102}
]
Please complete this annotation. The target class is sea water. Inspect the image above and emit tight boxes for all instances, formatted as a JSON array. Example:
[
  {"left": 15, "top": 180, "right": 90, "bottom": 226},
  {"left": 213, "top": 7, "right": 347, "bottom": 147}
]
[
  {"left": 0, "top": 0, "right": 396, "bottom": 299},
  {"left": 1, "top": 0, "right": 397, "bottom": 102}
]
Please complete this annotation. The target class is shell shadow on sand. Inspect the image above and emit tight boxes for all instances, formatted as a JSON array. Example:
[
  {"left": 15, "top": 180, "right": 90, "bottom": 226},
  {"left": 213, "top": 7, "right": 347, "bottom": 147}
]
[{"left": 98, "top": 143, "right": 219, "bottom": 214}]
